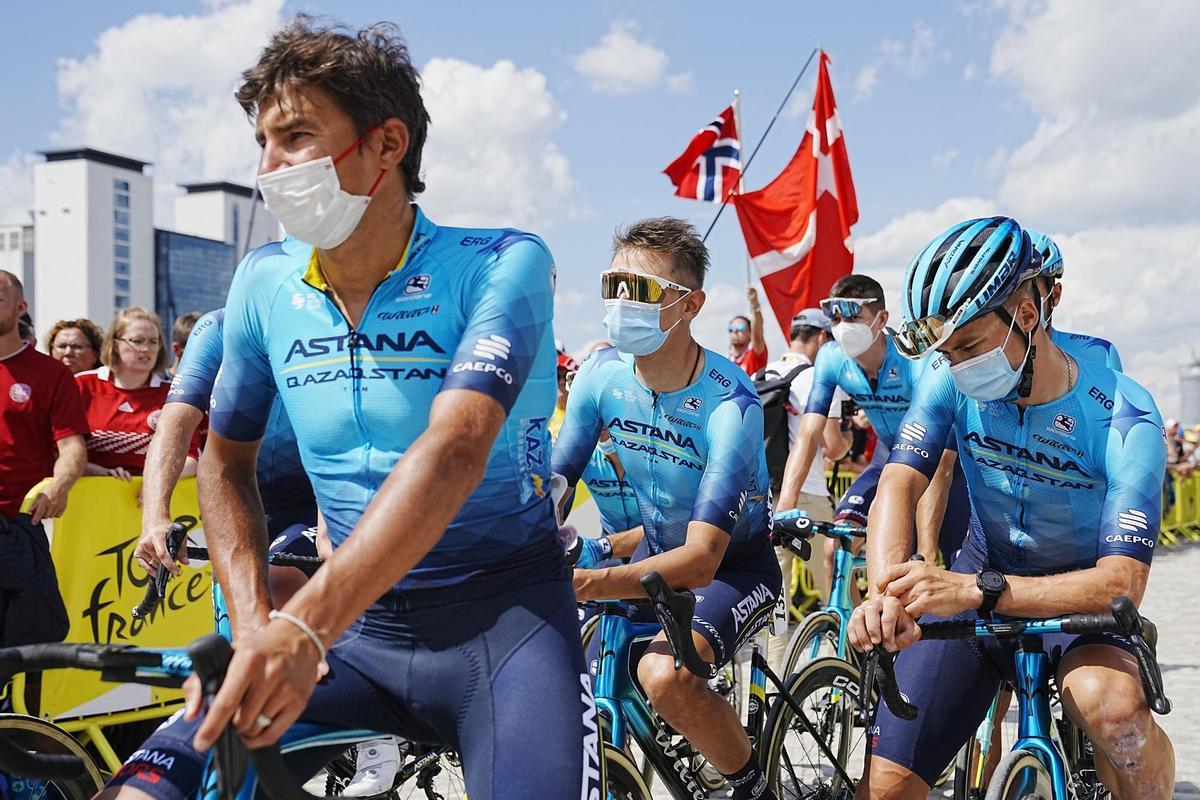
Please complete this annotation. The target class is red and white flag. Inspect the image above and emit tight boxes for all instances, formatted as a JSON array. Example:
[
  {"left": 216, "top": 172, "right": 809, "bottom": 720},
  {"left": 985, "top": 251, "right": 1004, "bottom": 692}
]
[
  {"left": 733, "top": 52, "right": 858, "bottom": 336},
  {"left": 663, "top": 105, "right": 742, "bottom": 203}
]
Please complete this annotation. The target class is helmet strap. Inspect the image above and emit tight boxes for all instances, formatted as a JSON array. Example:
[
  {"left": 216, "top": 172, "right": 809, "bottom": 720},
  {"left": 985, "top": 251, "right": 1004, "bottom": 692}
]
[{"left": 994, "top": 306, "right": 1037, "bottom": 399}]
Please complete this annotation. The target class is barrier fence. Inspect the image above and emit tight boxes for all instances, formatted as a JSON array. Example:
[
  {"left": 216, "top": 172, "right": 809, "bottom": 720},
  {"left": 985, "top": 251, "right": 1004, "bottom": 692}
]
[{"left": 6, "top": 470, "right": 1200, "bottom": 770}]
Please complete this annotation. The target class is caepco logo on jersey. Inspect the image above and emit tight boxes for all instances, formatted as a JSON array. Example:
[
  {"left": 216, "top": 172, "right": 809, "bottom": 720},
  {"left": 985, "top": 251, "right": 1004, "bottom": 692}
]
[{"left": 451, "top": 334, "right": 514, "bottom": 385}]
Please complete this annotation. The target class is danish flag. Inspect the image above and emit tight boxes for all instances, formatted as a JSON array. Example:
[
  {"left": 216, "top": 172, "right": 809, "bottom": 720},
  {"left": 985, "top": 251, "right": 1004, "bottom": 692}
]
[
  {"left": 663, "top": 105, "right": 742, "bottom": 203},
  {"left": 734, "top": 52, "right": 859, "bottom": 336}
]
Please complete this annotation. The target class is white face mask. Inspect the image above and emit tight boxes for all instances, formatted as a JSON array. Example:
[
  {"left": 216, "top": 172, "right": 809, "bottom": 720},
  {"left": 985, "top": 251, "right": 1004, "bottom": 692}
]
[
  {"left": 948, "top": 313, "right": 1032, "bottom": 402},
  {"left": 257, "top": 130, "right": 385, "bottom": 250},
  {"left": 832, "top": 318, "right": 880, "bottom": 358}
]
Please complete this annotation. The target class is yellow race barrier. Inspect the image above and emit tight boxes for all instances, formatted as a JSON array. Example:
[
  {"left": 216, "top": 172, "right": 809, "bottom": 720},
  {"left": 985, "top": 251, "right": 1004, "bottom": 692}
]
[{"left": 12, "top": 476, "right": 212, "bottom": 771}]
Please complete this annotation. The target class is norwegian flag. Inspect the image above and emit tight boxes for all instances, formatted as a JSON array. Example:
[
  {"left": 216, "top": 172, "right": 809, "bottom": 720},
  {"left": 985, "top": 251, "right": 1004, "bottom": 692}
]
[
  {"left": 734, "top": 52, "right": 859, "bottom": 336},
  {"left": 663, "top": 105, "right": 742, "bottom": 203}
]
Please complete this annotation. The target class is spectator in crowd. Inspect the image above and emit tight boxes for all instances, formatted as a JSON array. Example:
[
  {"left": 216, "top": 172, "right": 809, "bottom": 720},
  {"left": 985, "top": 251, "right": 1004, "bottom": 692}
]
[
  {"left": 44, "top": 318, "right": 104, "bottom": 374},
  {"left": 17, "top": 312, "right": 35, "bottom": 348},
  {"left": 77, "top": 307, "right": 198, "bottom": 479},
  {"left": 167, "top": 311, "right": 202, "bottom": 378},
  {"left": 549, "top": 351, "right": 580, "bottom": 438},
  {"left": 729, "top": 285, "right": 768, "bottom": 375},
  {"left": 0, "top": 271, "right": 87, "bottom": 656}
]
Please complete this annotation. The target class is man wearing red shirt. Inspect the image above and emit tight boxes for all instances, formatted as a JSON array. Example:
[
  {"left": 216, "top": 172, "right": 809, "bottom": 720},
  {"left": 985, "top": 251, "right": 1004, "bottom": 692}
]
[
  {"left": 729, "top": 285, "right": 768, "bottom": 375},
  {"left": 0, "top": 271, "right": 88, "bottom": 651}
]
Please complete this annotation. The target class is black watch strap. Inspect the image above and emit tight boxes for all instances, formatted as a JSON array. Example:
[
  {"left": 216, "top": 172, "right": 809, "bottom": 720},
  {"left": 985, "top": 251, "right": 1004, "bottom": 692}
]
[{"left": 977, "top": 569, "right": 1006, "bottom": 620}]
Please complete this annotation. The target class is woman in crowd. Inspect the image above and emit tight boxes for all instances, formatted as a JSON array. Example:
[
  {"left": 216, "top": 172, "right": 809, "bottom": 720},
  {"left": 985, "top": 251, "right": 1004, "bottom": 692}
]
[
  {"left": 76, "top": 307, "right": 198, "bottom": 479},
  {"left": 44, "top": 318, "right": 104, "bottom": 374}
]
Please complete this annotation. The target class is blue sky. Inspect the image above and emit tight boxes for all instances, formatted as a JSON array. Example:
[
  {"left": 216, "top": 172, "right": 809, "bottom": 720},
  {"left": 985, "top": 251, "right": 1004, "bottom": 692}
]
[{"left": 3, "top": 1, "right": 1198, "bottom": 415}]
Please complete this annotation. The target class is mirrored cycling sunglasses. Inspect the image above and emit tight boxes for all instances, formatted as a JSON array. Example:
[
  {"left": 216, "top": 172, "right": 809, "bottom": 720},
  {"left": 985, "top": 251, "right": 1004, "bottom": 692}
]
[
  {"left": 601, "top": 270, "right": 692, "bottom": 304},
  {"left": 728, "top": 323, "right": 748, "bottom": 333},
  {"left": 819, "top": 297, "right": 880, "bottom": 320},
  {"left": 888, "top": 304, "right": 972, "bottom": 360}
]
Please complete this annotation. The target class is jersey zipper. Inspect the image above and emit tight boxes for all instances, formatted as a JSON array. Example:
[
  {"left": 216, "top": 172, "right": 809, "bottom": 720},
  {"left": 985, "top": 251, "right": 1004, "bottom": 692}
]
[
  {"left": 311, "top": 278, "right": 393, "bottom": 493},
  {"left": 649, "top": 392, "right": 661, "bottom": 544}
]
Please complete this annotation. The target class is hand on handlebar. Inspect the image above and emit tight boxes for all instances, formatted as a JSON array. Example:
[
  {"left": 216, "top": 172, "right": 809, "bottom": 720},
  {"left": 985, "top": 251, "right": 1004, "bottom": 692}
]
[
  {"left": 136, "top": 520, "right": 188, "bottom": 577},
  {"left": 192, "top": 618, "right": 328, "bottom": 751},
  {"left": 848, "top": 596, "right": 921, "bottom": 653}
]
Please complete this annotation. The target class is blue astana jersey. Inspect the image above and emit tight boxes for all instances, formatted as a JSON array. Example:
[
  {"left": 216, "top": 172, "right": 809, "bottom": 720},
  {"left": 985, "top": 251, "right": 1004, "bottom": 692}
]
[
  {"left": 1052, "top": 328, "right": 1123, "bottom": 372},
  {"left": 580, "top": 447, "right": 641, "bottom": 535},
  {"left": 209, "top": 207, "right": 559, "bottom": 590},
  {"left": 553, "top": 347, "right": 771, "bottom": 558},
  {"left": 805, "top": 336, "right": 941, "bottom": 450},
  {"left": 887, "top": 356, "right": 1165, "bottom": 574},
  {"left": 167, "top": 308, "right": 314, "bottom": 518}
]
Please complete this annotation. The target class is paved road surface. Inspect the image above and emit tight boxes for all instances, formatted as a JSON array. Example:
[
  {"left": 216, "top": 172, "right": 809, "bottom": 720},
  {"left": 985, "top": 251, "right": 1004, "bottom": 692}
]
[{"left": 650, "top": 543, "right": 1200, "bottom": 798}]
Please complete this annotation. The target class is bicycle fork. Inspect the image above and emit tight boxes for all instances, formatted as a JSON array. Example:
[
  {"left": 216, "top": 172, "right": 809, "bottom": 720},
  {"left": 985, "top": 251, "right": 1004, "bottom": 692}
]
[{"left": 1011, "top": 638, "right": 1070, "bottom": 798}]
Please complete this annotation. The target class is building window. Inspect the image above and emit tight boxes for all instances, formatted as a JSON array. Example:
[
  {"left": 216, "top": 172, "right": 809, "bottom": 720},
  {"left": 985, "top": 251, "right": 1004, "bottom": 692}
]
[
  {"left": 113, "top": 179, "right": 130, "bottom": 191},
  {"left": 114, "top": 194, "right": 130, "bottom": 209},
  {"left": 6, "top": 232, "right": 16, "bottom": 250},
  {"left": 115, "top": 260, "right": 129, "bottom": 275},
  {"left": 114, "top": 210, "right": 130, "bottom": 225},
  {"left": 115, "top": 278, "right": 131, "bottom": 292},
  {"left": 115, "top": 294, "right": 129, "bottom": 309},
  {"left": 115, "top": 244, "right": 130, "bottom": 258},
  {"left": 114, "top": 228, "right": 130, "bottom": 242}
]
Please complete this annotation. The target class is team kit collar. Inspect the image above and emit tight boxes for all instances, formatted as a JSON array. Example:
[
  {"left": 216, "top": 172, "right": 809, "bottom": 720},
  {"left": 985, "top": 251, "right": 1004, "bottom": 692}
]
[
  {"left": 301, "top": 205, "right": 436, "bottom": 293},
  {"left": 89, "top": 365, "right": 165, "bottom": 388}
]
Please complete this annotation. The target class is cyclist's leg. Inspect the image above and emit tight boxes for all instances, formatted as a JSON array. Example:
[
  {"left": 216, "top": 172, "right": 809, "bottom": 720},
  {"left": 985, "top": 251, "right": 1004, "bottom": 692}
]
[
  {"left": 636, "top": 542, "right": 780, "bottom": 776},
  {"left": 400, "top": 576, "right": 597, "bottom": 800},
  {"left": 1053, "top": 637, "right": 1174, "bottom": 799},
  {"left": 861, "top": 542, "right": 1002, "bottom": 798}
]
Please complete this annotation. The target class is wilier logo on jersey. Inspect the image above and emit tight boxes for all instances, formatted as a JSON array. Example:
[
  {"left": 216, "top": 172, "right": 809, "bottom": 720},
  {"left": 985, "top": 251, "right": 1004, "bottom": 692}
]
[{"left": 1053, "top": 414, "right": 1076, "bottom": 434}]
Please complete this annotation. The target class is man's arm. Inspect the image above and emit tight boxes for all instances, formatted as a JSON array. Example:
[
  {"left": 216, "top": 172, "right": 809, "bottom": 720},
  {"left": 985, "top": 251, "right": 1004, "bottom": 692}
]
[
  {"left": 575, "top": 523, "right": 727, "bottom": 598},
  {"left": 29, "top": 435, "right": 86, "bottom": 524},
  {"left": 776, "top": 413, "right": 829, "bottom": 509},
  {"left": 197, "top": 433, "right": 272, "bottom": 637},
  {"left": 137, "top": 403, "right": 204, "bottom": 575},
  {"left": 867, "top": 463, "right": 929, "bottom": 586},
  {"left": 821, "top": 417, "right": 851, "bottom": 462},
  {"left": 747, "top": 286, "right": 767, "bottom": 356},
  {"left": 914, "top": 449, "right": 957, "bottom": 563},
  {"left": 607, "top": 527, "right": 644, "bottom": 559},
  {"left": 282, "top": 390, "right": 507, "bottom": 643}
]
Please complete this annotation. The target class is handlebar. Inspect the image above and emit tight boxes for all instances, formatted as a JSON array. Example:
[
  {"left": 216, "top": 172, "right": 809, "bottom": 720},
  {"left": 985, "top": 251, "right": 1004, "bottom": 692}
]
[
  {"left": 770, "top": 514, "right": 865, "bottom": 559},
  {"left": 916, "top": 595, "right": 1170, "bottom": 716},
  {"left": 640, "top": 571, "right": 717, "bottom": 680},
  {"left": 132, "top": 517, "right": 325, "bottom": 621}
]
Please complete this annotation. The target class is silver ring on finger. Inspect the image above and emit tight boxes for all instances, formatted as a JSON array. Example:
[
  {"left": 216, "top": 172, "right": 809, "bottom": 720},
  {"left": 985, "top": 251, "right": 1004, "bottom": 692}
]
[{"left": 255, "top": 713, "right": 273, "bottom": 730}]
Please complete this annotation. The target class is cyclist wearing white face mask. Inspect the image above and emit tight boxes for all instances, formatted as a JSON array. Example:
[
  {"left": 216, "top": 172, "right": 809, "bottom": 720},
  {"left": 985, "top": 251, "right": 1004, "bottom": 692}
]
[{"left": 774, "top": 274, "right": 970, "bottom": 571}]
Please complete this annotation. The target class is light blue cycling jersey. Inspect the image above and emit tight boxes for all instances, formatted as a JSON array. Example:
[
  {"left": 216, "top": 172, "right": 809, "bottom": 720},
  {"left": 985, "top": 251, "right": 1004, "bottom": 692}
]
[
  {"left": 167, "top": 308, "right": 315, "bottom": 521},
  {"left": 805, "top": 336, "right": 943, "bottom": 450},
  {"left": 580, "top": 447, "right": 640, "bottom": 535},
  {"left": 1052, "top": 328, "right": 1123, "bottom": 372},
  {"left": 888, "top": 356, "right": 1165, "bottom": 574},
  {"left": 553, "top": 347, "right": 771, "bottom": 558},
  {"left": 209, "top": 207, "right": 559, "bottom": 591}
]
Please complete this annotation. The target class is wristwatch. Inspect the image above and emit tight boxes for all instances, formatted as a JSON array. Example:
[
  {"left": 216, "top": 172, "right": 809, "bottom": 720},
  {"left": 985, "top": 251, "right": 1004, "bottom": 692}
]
[{"left": 976, "top": 569, "right": 1007, "bottom": 620}]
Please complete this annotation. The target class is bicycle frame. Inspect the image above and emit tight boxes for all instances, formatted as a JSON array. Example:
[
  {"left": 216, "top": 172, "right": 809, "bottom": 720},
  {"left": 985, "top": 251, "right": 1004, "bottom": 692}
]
[
  {"left": 1009, "top": 637, "right": 1069, "bottom": 798},
  {"left": 804, "top": 536, "right": 863, "bottom": 662}
]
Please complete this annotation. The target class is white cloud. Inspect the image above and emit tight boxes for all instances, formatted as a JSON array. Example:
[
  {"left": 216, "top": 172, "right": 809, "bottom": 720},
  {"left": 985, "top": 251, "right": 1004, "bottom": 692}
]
[
  {"left": 666, "top": 72, "right": 695, "bottom": 94},
  {"left": 854, "top": 21, "right": 937, "bottom": 101},
  {"left": 0, "top": 153, "right": 37, "bottom": 225},
  {"left": 419, "top": 58, "right": 578, "bottom": 229},
  {"left": 53, "top": 0, "right": 287, "bottom": 225},
  {"left": 962, "top": 62, "right": 978, "bottom": 81},
  {"left": 572, "top": 22, "right": 685, "bottom": 95},
  {"left": 931, "top": 148, "right": 959, "bottom": 171}
]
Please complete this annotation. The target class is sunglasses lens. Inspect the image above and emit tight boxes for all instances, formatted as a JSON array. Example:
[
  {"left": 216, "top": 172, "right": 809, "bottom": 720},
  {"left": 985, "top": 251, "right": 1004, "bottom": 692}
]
[
  {"left": 820, "top": 299, "right": 864, "bottom": 320},
  {"left": 894, "top": 315, "right": 950, "bottom": 358},
  {"left": 601, "top": 272, "right": 664, "bottom": 303}
]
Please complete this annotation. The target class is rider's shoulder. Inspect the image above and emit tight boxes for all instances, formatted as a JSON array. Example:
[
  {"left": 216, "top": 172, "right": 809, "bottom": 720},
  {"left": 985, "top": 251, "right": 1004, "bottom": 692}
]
[
  {"left": 577, "top": 346, "right": 629, "bottom": 383},
  {"left": 1074, "top": 359, "right": 1161, "bottom": 427},
  {"left": 421, "top": 215, "right": 553, "bottom": 274}
]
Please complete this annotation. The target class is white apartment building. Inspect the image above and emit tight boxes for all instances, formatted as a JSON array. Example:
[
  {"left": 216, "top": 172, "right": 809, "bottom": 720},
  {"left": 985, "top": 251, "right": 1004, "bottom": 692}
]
[{"left": 174, "top": 181, "right": 277, "bottom": 254}]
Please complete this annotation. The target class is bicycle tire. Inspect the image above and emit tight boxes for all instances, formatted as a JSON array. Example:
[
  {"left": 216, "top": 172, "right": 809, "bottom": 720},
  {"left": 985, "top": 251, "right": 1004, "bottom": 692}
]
[
  {"left": 780, "top": 611, "right": 842, "bottom": 679},
  {"left": 602, "top": 742, "right": 653, "bottom": 800},
  {"left": 0, "top": 714, "right": 104, "bottom": 800},
  {"left": 984, "top": 749, "right": 1053, "bottom": 800},
  {"left": 761, "top": 657, "right": 871, "bottom": 799}
]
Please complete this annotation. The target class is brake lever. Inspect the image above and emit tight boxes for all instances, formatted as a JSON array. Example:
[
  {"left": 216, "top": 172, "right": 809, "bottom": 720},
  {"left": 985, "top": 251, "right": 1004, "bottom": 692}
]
[
  {"left": 132, "top": 516, "right": 198, "bottom": 619},
  {"left": 1111, "top": 596, "right": 1171, "bottom": 715},
  {"left": 188, "top": 635, "right": 249, "bottom": 800}
]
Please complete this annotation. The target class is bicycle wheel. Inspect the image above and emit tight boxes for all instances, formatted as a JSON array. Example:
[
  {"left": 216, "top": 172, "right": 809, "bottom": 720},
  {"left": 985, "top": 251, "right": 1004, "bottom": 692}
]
[
  {"left": 780, "top": 612, "right": 842, "bottom": 679},
  {"left": 1057, "top": 716, "right": 1110, "bottom": 800},
  {"left": 602, "top": 742, "right": 653, "bottom": 800},
  {"left": 0, "top": 714, "right": 104, "bottom": 800},
  {"left": 761, "top": 657, "right": 870, "bottom": 799},
  {"left": 984, "top": 749, "right": 1053, "bottom": 800}
]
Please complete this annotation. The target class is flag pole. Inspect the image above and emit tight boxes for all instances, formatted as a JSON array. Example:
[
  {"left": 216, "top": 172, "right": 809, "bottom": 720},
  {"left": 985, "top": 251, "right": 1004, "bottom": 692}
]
[
  {"left": 732, "top": 89, "right": 751, "bottom": 286},
  {"left": 702, "top": 46, "right": 819, "bottom": 243}
]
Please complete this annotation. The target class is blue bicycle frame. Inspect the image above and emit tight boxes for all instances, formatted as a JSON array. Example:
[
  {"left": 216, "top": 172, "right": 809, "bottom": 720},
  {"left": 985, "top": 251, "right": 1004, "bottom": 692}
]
[{"left": 804, "top": 528, "right": 865, "bottom": 663}]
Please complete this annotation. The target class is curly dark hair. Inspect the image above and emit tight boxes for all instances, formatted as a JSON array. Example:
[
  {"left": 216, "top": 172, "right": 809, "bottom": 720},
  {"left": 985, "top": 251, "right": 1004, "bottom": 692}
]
[{"left": 236, "top": 15, "right": 431, "bottom": 198}]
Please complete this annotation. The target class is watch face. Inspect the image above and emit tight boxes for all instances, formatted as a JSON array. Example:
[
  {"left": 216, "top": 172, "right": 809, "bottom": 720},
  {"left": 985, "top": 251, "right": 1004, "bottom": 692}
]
[{"left": 980, "top": 571, "right": 1005, "bottom": 593}]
